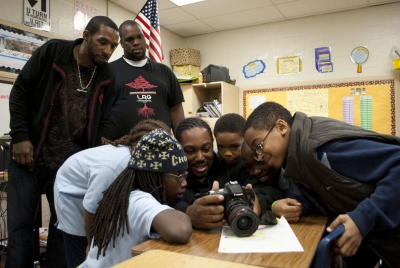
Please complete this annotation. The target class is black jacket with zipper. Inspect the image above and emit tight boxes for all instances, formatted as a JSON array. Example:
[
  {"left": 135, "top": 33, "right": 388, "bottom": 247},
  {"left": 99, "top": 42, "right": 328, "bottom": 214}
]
[{"left": 9, "top": 38, "right": 116, "bottom": 170}]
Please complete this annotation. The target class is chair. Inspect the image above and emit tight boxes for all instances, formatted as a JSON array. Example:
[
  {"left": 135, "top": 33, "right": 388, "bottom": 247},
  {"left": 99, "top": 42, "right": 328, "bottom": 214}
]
[{"left": 312, "top": 224, "right": 345, "bottom": 268}]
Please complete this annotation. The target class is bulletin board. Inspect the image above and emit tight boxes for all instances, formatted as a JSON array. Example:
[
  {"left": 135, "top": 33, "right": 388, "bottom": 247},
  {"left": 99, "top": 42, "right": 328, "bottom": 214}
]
[{"left": 243, "top": 80, "right": 395, "bottom": 135}]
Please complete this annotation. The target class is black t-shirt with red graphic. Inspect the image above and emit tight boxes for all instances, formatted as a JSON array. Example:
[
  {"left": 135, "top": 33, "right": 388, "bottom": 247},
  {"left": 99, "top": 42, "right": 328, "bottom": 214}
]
[{"left": 109, "top": 57, "right": 184, "bottom": 140}]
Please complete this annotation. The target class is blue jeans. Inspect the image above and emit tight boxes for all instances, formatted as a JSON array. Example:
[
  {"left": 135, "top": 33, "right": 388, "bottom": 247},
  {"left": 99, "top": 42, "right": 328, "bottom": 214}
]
[{"left": 5, "top": 160, "right": 66, "bottom": 268}]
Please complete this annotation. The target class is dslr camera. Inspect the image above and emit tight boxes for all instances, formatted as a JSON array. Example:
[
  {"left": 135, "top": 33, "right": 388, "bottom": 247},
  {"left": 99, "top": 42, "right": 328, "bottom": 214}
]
[{"left": 195, "top": 181, "right": 259, "bottom": 237}]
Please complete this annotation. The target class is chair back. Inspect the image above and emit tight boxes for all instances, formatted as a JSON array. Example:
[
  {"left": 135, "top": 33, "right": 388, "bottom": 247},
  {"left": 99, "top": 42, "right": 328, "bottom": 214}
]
[{"left": 312, "top": 224, "right": 345, "bottom": 268}]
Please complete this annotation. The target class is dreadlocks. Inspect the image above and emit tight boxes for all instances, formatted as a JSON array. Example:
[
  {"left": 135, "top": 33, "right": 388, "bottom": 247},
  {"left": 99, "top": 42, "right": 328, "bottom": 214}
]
[
  {"left": 90, "top": 169, "right": 167, "bottom": 259},
  {"left": 91, "top": 119, "right": 170, "bottom": 258},
  {"left": 101, "top": 119, "right": 170, "bottom": 152}
]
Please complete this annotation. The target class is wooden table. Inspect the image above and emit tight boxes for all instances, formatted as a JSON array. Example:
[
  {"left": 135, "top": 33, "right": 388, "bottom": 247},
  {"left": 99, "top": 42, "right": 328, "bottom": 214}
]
[
  {"left": 132, "top": 214, "right": 328, "bottom": 268},
  {"left": 113, "top": 249, "right": 260, "bottom": 268}
]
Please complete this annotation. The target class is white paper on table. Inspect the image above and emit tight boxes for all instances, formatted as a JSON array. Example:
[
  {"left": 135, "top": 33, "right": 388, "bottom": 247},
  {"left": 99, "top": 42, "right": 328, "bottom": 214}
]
[{"left": 218, "top": 216, "right": 304, "bottom": 253}]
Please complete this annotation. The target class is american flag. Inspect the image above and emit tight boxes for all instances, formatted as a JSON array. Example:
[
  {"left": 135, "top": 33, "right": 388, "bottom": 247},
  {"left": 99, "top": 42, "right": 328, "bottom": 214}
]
[{"left": 135, "top": 0, "right": 163, "bottom": 62}]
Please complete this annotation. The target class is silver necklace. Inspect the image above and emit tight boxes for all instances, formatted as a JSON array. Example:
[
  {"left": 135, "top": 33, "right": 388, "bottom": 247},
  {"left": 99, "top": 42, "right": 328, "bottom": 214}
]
[{"left": 75, "top": 44, "right": 97, "bottom": 93}]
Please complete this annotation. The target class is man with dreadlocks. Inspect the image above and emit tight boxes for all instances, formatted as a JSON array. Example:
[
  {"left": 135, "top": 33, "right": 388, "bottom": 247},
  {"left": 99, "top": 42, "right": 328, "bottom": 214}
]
[
  {"left": 54, "top": 119, "right": 170, "bottom": 268},
  {"left": 81, "top": 128, "right": 192, "bottom": 268}
]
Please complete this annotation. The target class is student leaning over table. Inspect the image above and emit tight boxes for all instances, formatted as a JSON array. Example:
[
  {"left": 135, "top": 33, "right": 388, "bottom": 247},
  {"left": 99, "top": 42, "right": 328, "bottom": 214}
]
[
  {"left": 243, "top": 101, "right": 400, "bottom": 268},
  {"left": 80, "top": 129, "right": 192, "bottom": 268},
  {"left": 173, "top": 117, "right": 284, "bottom": 230},
  {"left": 213, "top": 113, "right": 287, "bottom": 216},
  {"left": 241, "top": 141, "right": 320, "bottom": 223},
  {"left": 54, "top": 119, "right": 170, "bottom": 268},
  {"left": 213, "top": 113, "right": 318, "bottom": 223}
]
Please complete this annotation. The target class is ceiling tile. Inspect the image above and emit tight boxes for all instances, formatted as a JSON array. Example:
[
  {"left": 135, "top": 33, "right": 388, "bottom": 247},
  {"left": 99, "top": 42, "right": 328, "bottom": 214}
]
[
  {"left": 277, "top": 0, "right": 369, "bottom": 18},
  {"left": 110, "top": 0, "right": 177, "bottom": 14},
  {"left": 160, "top": 8, "right": 197, "bottom": 25},
  {"left": 157, "top": 0, "right": 179, "bottom": 10},
  {"left": 368, "top": 0, "right": 400, "bottom": 5},
  {"left": 201, "top": 5, "right": 284, "bottom": 30},
  {"left": 163, "top": 20, "right": 215, "bottom": 37},
  {"left": 111, "top": 0, "right": 400, "bottom": 37},
  {"left": 272, "top": 0, "right": 299, "bottom": 4},
  {"left": 181, "top": 0, "right": 274, "bottom": 19}
]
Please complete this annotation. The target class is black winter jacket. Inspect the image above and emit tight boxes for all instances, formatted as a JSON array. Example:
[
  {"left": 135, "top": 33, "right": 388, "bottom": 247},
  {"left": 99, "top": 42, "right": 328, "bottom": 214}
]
[{"left": 9, "top": 38, "right": 115, "bottom": 169}]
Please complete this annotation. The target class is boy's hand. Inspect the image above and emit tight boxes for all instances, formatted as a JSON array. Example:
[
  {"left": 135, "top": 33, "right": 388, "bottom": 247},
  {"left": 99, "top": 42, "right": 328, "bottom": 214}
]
[
  {"left": 273, "top": 198, "right": 302, "bottom": 222},
  {"left": 245, "top": 184, "right": 261, "bottom": 216},
  {"left": 186, "top": 194, "right": 224, "bottom": 229},
  {"left": 327, "top": 214, "right": 362, "bottom": 257}
]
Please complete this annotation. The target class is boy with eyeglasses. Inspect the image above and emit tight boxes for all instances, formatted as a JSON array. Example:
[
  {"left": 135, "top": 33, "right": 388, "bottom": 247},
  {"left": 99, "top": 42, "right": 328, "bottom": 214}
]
[
  {"left": 213, "top": 113, "right": 286, "bottom": 218},
  {"left": 243, "top": 101, "right": 400, "bottom": 268}
]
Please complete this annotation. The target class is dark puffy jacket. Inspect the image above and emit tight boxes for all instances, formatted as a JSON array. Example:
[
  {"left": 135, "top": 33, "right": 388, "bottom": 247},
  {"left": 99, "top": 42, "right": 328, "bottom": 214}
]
[{"left": 284, "top": 112, "right": 400, "bottom": 214}]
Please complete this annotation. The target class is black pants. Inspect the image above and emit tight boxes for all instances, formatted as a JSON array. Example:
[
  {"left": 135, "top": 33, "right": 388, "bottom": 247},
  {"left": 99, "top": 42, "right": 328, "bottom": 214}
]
[{"left": 63, "top": 232, "right": 87, "bottom": 268}]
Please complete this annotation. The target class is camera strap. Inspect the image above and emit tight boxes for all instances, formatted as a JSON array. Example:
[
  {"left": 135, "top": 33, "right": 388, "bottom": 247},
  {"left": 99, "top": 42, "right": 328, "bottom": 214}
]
[{"left": 259, "top": 210, "right": 278, "bottom": 225}]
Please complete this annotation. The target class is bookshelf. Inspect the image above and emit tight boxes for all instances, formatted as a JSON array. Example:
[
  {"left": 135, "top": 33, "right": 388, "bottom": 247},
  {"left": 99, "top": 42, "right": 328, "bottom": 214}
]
[{"left": 180, "top": 82, "right": 239, "bottom": 131}]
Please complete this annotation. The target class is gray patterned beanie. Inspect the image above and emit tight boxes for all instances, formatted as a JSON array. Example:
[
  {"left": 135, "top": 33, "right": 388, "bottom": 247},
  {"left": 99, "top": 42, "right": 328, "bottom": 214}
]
[{"left": 128, "top": 128, "right": 188, "bottom": 172}]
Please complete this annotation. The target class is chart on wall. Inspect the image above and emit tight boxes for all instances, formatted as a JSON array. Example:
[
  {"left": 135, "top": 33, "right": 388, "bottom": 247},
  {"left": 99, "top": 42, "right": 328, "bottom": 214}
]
[{"left": 243, "top": 80, "right": 395, "bottom": 135}]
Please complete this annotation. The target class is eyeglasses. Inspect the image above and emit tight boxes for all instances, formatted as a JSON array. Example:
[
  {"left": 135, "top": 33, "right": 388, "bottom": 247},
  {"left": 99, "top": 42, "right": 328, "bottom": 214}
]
[
  {"left": 165, "top": 171, "right": 189, "bottom": 182},
  {"left": 254, "top": 124, "right": 276, "bottom": 162}
]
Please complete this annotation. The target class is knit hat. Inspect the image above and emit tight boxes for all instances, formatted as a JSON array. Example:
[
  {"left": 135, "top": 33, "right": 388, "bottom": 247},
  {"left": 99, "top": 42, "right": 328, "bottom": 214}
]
[{"left": 128, "top": 128, "right": 188, "bottom": 172}]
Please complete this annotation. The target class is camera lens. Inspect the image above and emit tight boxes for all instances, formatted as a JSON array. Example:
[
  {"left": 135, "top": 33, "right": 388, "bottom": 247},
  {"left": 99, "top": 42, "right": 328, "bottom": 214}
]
[
  {"left": 236, "top": 216, "right": 253, "bottom": 230},
  {"left": 226, "top": 200, "right": 259, "bottom": 237}
]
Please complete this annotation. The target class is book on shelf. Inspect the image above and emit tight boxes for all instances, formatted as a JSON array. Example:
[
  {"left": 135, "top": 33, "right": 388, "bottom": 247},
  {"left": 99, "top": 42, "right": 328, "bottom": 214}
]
[
  {"left": 203, "top": 102, "right": 218, "bottom": 118},
  {"left": 212, "top": 99, "right": 222, "bottom": 114},
  {"left": 209, "top": 103, "right": 221, "bottom": 117},
  {"left": 205, "top": 101, "right": 221, "bottom": 117}
]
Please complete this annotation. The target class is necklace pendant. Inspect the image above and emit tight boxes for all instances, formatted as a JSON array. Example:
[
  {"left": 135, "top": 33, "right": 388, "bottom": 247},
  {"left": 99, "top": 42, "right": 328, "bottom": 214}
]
[{"left": 76, "top": 88, "right": 88, "bottom": 93}]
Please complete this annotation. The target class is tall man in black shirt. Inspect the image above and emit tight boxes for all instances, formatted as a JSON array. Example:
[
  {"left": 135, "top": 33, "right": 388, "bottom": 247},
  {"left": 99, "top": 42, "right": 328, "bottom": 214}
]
[{"left": 109, "top": 20, "right": 184, "bottom": 139}]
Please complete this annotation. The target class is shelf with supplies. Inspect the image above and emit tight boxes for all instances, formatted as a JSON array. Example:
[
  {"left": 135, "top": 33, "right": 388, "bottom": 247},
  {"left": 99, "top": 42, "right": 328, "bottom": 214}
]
[{"left": 180, "top": 82, "right": 239, "bottom": 131}]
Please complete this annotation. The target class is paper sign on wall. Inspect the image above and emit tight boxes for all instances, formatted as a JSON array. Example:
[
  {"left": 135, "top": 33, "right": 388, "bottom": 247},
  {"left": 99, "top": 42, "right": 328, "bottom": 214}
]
[
  {"left": 24, "top": 0, "right": 50, "bottom": 31},
  {"left": 74, "top": 0, "right": 99, "bottom": 39},
  {"left": 315, "top": 47, "right": 333, "bottom": 73}
]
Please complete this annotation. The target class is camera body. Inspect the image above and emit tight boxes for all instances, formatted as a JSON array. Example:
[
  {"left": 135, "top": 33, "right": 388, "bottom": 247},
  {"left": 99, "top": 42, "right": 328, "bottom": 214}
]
[{"left": 195, "top": 181, "right": 259, "bottom": 237}]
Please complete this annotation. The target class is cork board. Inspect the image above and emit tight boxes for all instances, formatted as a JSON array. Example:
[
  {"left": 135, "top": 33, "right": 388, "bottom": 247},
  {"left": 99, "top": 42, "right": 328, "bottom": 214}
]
[{"left": 243, "top": 80, "right": 395, "bottom": 135}]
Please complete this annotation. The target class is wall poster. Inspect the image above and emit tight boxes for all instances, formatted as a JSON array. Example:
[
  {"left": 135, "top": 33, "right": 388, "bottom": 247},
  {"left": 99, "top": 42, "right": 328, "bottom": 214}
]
[{"left": 0, "top": 23, "right": 49, "bottom": 74}]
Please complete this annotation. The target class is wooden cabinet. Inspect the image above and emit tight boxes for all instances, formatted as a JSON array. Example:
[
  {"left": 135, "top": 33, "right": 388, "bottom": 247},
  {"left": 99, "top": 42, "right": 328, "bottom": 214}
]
[{"left": 180, "top": 82, "right": 239, "bottom": 131}]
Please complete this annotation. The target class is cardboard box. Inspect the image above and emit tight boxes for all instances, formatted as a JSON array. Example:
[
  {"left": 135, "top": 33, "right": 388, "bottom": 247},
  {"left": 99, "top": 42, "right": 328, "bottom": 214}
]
[
  {"left": 171, "top": 47, "right": 200, "bottom": 66},
  {"left": 172, "top": 65, "right": 200, "bottom": 77}
]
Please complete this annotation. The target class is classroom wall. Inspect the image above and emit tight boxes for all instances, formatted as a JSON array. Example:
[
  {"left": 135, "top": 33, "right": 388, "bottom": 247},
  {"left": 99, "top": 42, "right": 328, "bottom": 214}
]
[
  {"left": 1, "top": 1, "right": 399, "bottom": 134},
  {"left": 182, "top": 2, "right": 400, "bottom": 134},
  {"left": 0, "top": 0, "right": 184, "bottom": 67}
]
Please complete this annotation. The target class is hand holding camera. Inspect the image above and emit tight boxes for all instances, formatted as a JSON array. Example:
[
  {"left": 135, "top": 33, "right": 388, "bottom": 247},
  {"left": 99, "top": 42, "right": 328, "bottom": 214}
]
[
  {"left": 186, "top": 181, "right": 225, "bottom": 230},
  {"left": 195, "top": 181, "right": 260, "bottom": 237}
]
